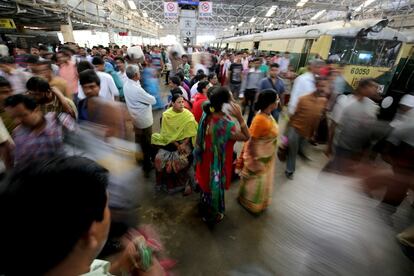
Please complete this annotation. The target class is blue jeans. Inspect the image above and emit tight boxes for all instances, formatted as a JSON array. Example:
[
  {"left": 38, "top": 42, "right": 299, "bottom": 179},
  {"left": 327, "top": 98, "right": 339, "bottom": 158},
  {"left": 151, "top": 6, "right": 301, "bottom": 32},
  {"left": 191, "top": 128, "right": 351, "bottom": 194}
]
[{"left": 286, "top": 127, "right": 307, "bottom": 174}]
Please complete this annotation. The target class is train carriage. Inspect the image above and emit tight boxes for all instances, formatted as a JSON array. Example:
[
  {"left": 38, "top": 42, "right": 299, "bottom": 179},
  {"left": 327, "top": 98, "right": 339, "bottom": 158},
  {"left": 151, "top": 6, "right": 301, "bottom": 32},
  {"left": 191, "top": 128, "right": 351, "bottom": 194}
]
[{"left": 211, "top": 19, "right": 409, "bottom": 95}]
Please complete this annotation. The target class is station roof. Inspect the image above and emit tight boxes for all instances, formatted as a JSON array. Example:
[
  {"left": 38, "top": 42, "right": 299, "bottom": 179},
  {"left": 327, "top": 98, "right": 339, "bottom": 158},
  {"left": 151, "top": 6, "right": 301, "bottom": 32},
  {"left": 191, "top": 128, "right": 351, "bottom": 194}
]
[{"left": 0, "top": 1, "right": 413, "bottom": 38}]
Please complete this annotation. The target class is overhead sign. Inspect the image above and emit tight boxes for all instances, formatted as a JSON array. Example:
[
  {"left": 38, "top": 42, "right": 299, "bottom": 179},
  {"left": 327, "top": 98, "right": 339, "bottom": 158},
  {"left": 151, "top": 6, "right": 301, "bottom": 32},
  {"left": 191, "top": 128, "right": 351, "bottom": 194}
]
[
  {"left": 178, "top": 0, "right": 199, "bottom": 5},
  {"left": 180, "top": 17, "right": 197, "bottom": 31},
  {"left": 0, "top": 19, "right": 16, "bottom": 29},
  {"left": 199, "top": 1, "right": 212, "bottom": 17},
  {"left": 164, "top": 2, "right": 178, "bottom": 18}
]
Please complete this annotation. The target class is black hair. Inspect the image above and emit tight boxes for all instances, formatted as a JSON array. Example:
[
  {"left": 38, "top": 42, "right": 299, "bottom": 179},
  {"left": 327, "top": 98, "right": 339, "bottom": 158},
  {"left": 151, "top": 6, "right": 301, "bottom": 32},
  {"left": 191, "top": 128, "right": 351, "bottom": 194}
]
[
  {"left": 170, "top": 76, "right": 181, "bottom": 86},
  {"left": 357, "top": 78, "right": 376, "bottom": 90},
  {"left": 57, "top": 50, "right": 70, "bottom": 57},
  {"left": 26, "top": 76, "right": 50, "bottom": 93},
  {"left": 92, "top": 56, "right": 105, "bottom": 65},
  {"left": 171, "top": 93, "right": 184, "bottom": 103},
  {"left": 170, "top": 88, "right": 183, "bottom": 97},
  {"left": 36, "top": 60, "right": 52, "bottom": 69},
  {"left": 176, "top": 71, "right": 185, "bottom": 82},
  {"left": 207, "top": 86, "right": 217, "bottom": 99},
  {"left": 30, "top": 45, "right": 39, "bottom": 50},
  {"left": 26, "top": 54, "right": 39, "bottom": 64},
  {"left": 203, "top": 87, "right": 230, "bottom": 115},
  {"left": 0, "top": 56, "right": 14, "bottom": 64},
  {"left": 114, "top": 56, "right": 125, "bottom": 63},
  {"left": 77, "top": 61, "right": 94, "bottom": 74},
  {"left": 208, "top": 73, "right": 217, "bottom": 81},
  {"left": 38, "top": 45, "right": 48, "bottom": 52},
  {"left": 255, "top": 89, "right": 277, "bottom": 111},
  {"left": 0, "top": 76, "right": 11, "bottom": 87},
  {"left": 79, "top": 69, "right": 100, "bottom": 86},
  {"left": 4, "top": 94, "right": 37, "bottom": 111},
  {"left": 196, "top": 69, "right": 205, "bottom": 75},
  {"left": 0, "top": 156, "right": 108, "bottom": 275},
  {"left": 269, "top": 63, "right": 279, "bottom": 69},
  {"left": 197, "top": 81, "right": 209, "bottom": 93}
]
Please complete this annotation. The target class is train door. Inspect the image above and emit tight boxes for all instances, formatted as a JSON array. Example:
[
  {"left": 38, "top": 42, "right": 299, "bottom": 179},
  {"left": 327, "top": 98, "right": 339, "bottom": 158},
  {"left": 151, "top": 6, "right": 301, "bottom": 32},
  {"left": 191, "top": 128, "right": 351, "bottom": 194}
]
[
  {"left": 298, "top": 39, "right": 314, "bottom": 69},
  {"left": 253, "top": 41, "right": 260, "bottom": 50},
  {"left": 236, "top": 42, "right": 240, "bottom": 51}
]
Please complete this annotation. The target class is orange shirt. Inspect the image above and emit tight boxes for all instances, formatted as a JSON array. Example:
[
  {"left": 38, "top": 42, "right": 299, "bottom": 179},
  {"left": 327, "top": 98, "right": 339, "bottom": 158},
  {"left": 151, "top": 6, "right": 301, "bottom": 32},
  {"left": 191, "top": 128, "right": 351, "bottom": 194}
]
[
  {"left": 289, "top": 93, "right": 327, "bottom": 139},
  {"left": 59, "top": 61, "right": 78, "bottom": 96}
]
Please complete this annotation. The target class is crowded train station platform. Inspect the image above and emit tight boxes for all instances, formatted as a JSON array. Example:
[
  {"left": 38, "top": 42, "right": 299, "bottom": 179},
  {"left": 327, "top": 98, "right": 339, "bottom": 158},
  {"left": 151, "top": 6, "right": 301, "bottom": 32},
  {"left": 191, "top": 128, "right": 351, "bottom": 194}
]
[{"left": 0, "top": 0, "right": 413, "bottom": 275}]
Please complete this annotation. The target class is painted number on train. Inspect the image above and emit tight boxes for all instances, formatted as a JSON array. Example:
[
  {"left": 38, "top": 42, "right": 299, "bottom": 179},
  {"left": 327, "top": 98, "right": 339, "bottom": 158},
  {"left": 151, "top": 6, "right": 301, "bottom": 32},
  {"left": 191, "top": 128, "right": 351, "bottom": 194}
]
[{"left": 350, "top": 68, "right": 370, "bottom": 75}]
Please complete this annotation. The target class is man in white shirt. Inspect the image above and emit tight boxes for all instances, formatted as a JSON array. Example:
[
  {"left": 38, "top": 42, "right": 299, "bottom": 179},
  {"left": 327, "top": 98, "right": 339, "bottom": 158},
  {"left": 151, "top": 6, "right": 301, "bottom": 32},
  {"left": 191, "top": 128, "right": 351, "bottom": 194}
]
[
  {"left": 279, "top": 52, "right": 290, "bottom": 72},
  {"left": 77, "top": 70, "right": 119, "bottom": 101},
  {"left": 0, "top": 56, "right": 31, "bottom": 94},
  {"left": 288, "top": 59, "right": 325, "bottom": 115},
  {"left": 124, "top": 65, "right": 156, "bottom": 177}
]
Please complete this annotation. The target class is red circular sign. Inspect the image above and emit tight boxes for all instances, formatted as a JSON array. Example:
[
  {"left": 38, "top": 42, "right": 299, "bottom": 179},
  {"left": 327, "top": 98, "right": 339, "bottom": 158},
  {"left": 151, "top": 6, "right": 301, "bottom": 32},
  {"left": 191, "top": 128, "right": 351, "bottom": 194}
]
[
  {"left": 201, "top": 2, "right": 210, "bottom": 12},
  {"left": 167, "top": 2, "right": 175, "bottom": 12}
]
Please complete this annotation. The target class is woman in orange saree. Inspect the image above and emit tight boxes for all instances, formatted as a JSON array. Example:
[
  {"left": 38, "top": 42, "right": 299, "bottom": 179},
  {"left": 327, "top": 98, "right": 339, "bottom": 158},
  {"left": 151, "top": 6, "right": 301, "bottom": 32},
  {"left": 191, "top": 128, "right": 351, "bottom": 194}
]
[{"left": 237, "top": 89, "right": 279, "bottom": 214}]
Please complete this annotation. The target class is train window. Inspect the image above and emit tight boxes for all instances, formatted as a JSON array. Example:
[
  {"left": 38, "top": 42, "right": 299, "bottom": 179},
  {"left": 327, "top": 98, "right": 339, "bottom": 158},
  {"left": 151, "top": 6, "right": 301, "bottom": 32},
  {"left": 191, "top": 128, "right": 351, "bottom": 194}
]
[{"left": 328, "top": 36, "right": 402, "bottom": 67}]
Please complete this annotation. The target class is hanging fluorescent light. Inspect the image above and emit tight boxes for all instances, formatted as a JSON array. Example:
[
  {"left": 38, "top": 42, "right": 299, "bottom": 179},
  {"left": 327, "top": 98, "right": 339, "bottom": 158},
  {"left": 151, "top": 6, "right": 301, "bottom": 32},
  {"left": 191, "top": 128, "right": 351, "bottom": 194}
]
[
  {"left": 238, "top": 21, "right": 244, "bottom": 27},
  {"left": 224, "top": 28, "right": 228, "bottom": 31},
  {"left": 265, "top": 6, "right": 277, "bottom": 17},
  {"left": 268, "top": 23, "right": 274, "bottom": 28},
  {"left": 311, "top": 9, "right": 326, "bottom": 20},
  {"left": 127, "top": 0, "right": 137, "bottom": 10},
  {"left": 355, "top": 0, "right": 377, "bottom": 12},
  {"left": 286, "top": 19, "right": 291, "bottom": 24},
  {"left": 230, "top": 25, "right": 234, "bottom": 29},
  {"left": 159, "top": 25, "right": 163, "bottom": 29},
  {"left": 249, "top": 17, "right": 256, "bottom": 23},
  {"left": 296, "top": 0, "right": 309, "bottom": 7},
  {"left": 142, "top": 10, "right": 148, "bottom": 18}
]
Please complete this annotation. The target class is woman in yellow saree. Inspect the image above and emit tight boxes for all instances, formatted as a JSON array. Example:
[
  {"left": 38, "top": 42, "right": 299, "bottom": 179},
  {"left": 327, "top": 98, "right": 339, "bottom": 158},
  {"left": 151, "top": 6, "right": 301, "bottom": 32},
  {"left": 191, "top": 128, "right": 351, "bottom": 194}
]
[
  {"left": 237, "top": 89, "right": 279, "bottom": 214},
  {"left": 152, "top": 94, "right": 198, "bottom": 194}
]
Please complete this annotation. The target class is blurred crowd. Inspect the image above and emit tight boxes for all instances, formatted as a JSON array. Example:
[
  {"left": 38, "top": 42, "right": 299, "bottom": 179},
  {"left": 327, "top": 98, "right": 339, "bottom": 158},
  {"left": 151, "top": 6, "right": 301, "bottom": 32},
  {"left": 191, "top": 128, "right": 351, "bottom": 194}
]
[{"left": 0, "top": 40, "right": 412, "bottom": 275}]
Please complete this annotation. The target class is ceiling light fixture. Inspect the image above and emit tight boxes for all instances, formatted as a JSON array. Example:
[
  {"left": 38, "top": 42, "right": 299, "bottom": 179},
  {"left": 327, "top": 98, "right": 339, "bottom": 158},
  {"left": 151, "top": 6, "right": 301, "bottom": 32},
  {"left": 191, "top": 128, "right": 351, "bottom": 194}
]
[
  {"left": 296, "top": 0, "right": 309, "bottom": 7},
  {"left": 238, "top": 21, "right": 244, "bottom": 27},
  {"left": 249, "top": 17, "right": 256, "bottom": 23},
  {"left": 355, "top": 0, "right": 377, "bottom": 12},
  {"left": 286, "top": 19, "right": 291, "bottom": 24},
  {"left": 230, "top": 25, "right": 234, "bottom": 29},
  {"left": 224, "top": 28, "right": 228, "bottom": 31},
  {"left": 265, "top": 5, "right": 277, "bottom": 17},
  {"left": 142, "top": 10, "right": 148, "bottom": 18},
  {"left": 311, "top": 9, "right": 326, "bottom": 20},
  {"left": 127, "top": 0, "right": 137, "bottom": 10}
]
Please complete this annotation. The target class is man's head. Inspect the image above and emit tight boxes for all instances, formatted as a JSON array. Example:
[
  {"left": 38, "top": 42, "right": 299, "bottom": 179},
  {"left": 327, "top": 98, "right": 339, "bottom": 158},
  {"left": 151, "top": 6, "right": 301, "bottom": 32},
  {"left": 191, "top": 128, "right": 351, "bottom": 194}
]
[
  {"left": 285, "top": 51, "right": 290, "bottom": 58},
  {"left": 33, "top": 60, "right": 53, "bottom": 81},
  {"left": 355, "top": 78, "right": 378, "bottom": 100},
  {"left": 0, "top": 56, "right": 16, "bottom": 73},
  {"left": 0, "top": 156, "right": 110, "bottom": 275},
  {"left": 56, "top": 51, "right": 70, "bottom": 65},
  {"left": 4, "top": 94, "right": 43, "bottom": 128},
  {"left": 252, "top": 58, "right": 261, "bottom": 69},
  {"left": 92, "top": 46, "right": 99, "bottom": 56},
  {"left": 182, "top": 54, "right": 188, "bottom": 64},
  {"left": 38, "top": 45, "right": 49, "bottom": 57},
  {"left": 269, "top": 63, "right": 280, "bottom": 78},
  {"left": 30, "top": 46, "right": 40, "bottom": 56},
  {"left": 308, "top": 59, "right": 325, "bottom": 76},
  {"left": 79, "top": 47, "right": 87, "bottom": 57},
  {"left": 197, "top": 80, "right": 210, "bottom": 94},
  {"left": 169, "top": 76, "right": 181, "bottom": 89},
  {"left": 114, "top": 57, "right": 125, "bottom": 72},
  {"left": 0, "top": 76, "right": 13, "bottom": 104},
  {"left": 92, "top": 56, "right": 105, "bottom": 72},
  {"left": 126, "top": 65, "right": 140, "bottom": 81},
  {"left": 26, "top": 54, "right": 39, "bottom": 72},
  {"left": 79, "top": 69, "right": 101, "bottom": 98},
  {"left": 208, "top": 73, "right": 218, "bottom": 85},
  {"left": 26, "top": 76, "right": 53, "bottom": 104}
]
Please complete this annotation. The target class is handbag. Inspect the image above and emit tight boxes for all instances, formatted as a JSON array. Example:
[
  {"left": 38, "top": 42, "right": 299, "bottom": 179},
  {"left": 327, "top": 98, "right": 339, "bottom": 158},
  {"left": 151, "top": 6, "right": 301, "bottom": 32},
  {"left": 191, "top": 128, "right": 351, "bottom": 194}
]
[{"left": 277, "top": 145, "right": 288, "bottom": 162}]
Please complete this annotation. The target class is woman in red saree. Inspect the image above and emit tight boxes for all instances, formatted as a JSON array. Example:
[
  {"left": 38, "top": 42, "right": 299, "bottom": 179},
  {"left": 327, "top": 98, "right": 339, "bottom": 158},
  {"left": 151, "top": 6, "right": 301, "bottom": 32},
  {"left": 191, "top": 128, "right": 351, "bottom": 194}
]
[{"left": 194, "top": 87, "right": 250, "bottom": 225}]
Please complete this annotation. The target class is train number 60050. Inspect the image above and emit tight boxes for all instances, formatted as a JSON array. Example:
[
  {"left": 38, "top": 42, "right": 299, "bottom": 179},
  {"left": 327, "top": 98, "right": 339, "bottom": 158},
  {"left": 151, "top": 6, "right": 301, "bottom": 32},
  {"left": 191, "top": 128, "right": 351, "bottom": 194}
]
[{"left": 350, "top": 68, "right": 370, "bottom": 75}]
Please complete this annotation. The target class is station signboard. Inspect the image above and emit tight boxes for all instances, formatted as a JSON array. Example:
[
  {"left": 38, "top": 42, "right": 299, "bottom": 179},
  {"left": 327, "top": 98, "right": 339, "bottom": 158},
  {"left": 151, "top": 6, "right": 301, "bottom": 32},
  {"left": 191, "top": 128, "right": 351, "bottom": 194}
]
[
  {"left": 164, "top": 2, "right": 178, "bottom": 18},
  {"left": 199, "top": 2, "right": 213, "bottom": 17}
]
